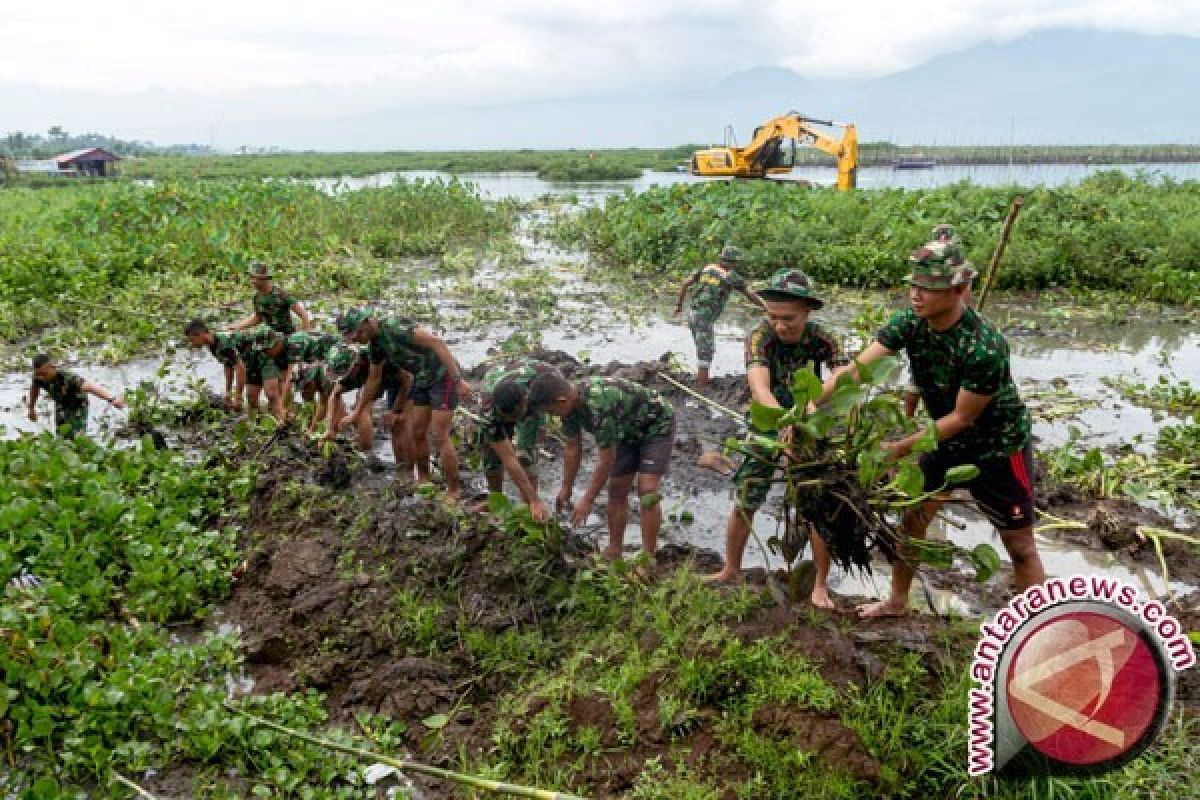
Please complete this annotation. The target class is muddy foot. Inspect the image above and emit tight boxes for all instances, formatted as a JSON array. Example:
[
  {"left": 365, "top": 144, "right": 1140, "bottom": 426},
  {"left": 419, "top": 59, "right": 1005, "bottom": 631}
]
[{"left": 856, "top": 599, "right": 911, "bottom": 619}]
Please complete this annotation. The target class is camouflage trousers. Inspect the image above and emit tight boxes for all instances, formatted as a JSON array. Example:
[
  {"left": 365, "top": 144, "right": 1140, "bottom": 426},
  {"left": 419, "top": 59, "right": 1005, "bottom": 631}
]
[
  {"left": 687, "top": 310, "right": 717, "bottom": 368},
  {"left": 479, "top": 416, "right": 540, "bottom": 475},
  {"left": 731, "top": 430, "right": 780, "bottom": 512}
]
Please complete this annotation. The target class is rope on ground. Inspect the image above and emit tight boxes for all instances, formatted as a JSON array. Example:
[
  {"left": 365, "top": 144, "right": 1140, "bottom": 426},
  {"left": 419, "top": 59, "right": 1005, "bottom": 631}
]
[
  {"left": 655, "top": 371, "right": 745, "bottom": 424},
  {"left": 112, "top": 772, "right": 160, "bottom": 799}
]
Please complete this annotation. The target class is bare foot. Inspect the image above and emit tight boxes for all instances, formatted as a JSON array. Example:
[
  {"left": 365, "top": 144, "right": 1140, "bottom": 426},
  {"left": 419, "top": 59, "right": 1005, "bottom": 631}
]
[
  {"left": 810, "top": 586, "right": 837, "bottom": 610},
  {"left": 703, "top": 570, "right": 741, "bottom": 584},
  {"left": 857, "top": 599, "right": 910, "bottom": 618},
  {"left": 697, "top": 451, "right": 736, "bottom": 476}
]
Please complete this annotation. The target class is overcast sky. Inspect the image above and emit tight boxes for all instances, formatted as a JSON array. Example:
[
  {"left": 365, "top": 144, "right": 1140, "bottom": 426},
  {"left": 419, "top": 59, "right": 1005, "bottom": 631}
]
[{"left": 4, "top": 1, "right": 1199, "bottom": 146}]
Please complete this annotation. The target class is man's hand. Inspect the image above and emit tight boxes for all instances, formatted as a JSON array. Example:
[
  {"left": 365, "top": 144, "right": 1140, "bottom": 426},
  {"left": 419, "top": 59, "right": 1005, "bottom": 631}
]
[
  {"left": 555, "top": 488, "right": 573, "bottom": 514},
  {"left": 529, "top": 499, "right": 550, "bottom": 523},
  {"left": 570, "top": 496, "right": 595, "bottom": 527},
  {"left": 882, "top": 440, "right": 909, "bottom": 462}
]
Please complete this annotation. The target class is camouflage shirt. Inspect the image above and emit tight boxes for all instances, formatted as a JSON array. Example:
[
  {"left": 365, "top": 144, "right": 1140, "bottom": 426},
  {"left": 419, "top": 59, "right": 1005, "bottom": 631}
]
[
  {"left": 745, "top": 319, "right": 846, "bottom": 407},
  {"left": 479, "top": 358, "right": 556, "bottom": 444},
  {"left": 34, "top": 369, "right": 87, "bottom": 413},
  {"left": 210, "top": 325, "right": 283, "bottom": 366},
  {"left": 563, "top": 376, "right": 674, "bottom": 447},
  {"left": 367, "top": 318, "right": 444, "bottom": 386},
  {"left": 286, "top": 331, "right": 340, "bottom": 365},
  {"left": 688, "top": 264, "right": 747, "bottom": 321},
  {"left": 254, "top": 286, "right": 299, "bottom": 334},
  {"left": 877, "top": 307, "right": 1032, "bottom": 460}
]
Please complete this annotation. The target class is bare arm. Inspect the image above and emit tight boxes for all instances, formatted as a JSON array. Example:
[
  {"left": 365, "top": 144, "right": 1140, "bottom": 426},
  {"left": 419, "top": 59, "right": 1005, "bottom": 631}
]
[
  {"left": 579, "top": 446, "right": 616, "bottom": 508},
  {"left": 673, "top": 276, "right": 696, "bottom": 314},
  {"left": 556, "top": 434, "right": 584, "bottom": 513},
  {"left": 80, "top": 380, "right": 125, "bottom": 409},
  {"left": 229, "top": 313, "right": 262, "bottom": 331},
  {"left": 491, "top": 439, "right": 540, "bottom": 505},
  {"left": 291, "top": 302, "right": 313, "bottom": 332},
  {"left": 747, "top": 364, "right": 779, "bottom": 409},
  {"left": 349, "top": 364, "right": 384, "bottom": 423},
  {"left": 233, "top": 362, "right": 247, "bottom": 406},
  {"left": 887, "top": 388, "right": 993, "bottom": 460},
  {"left": 28, "top": 383, "right": 40, "bottom": 421}
]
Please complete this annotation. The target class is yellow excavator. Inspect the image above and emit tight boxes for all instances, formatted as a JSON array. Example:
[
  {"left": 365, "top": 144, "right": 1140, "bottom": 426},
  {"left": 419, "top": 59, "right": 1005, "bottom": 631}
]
[{"left": 690, "top": 112, "right": 858, "bottom": 190}]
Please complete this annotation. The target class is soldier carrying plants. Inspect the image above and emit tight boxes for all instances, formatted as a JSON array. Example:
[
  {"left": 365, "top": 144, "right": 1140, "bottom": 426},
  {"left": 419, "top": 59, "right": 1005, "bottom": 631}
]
[
  {"left": 816, "top": 242, "right": 1044, "bottom": 617},
  {"left": 28, "top": 354, "right": 126, "bottom": 438},
  {"left": 674, "top": 244, "right": 767, "bottom": 388},
  {"left": 529, "top": 373, "right": 675, "bottom": 567},
  {"left": 704, "top": 269, "right": 845, "bottom": 609}
]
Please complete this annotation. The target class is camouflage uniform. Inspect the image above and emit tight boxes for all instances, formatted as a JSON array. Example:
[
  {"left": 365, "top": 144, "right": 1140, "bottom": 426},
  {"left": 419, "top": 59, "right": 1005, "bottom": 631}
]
[
  {"left": 34, "top": 369, "right": 88, "bottom": 437},
  {"left": 734, "top": 318, "right": 845, "bottom": 511},
  {"left": 878, "top": 300, "right": 1036, "bottom": 529},
  {"left": 254, "top": 286, "right": 300, "bottom": 335},
  {"left": 209, "top": 325, "right": 285, "bottom": 386},
  {"left": 687, "top": 264, "right": 748, "bottom": 368},
  {"left": 286, "top": 331, "right": 340, "bottom": 366},
  {"left": 564, "top": 376, "right": 675, "bottom": 476},
  {"left": 477, "top": 358, "right": 557, "bottom": 474}
]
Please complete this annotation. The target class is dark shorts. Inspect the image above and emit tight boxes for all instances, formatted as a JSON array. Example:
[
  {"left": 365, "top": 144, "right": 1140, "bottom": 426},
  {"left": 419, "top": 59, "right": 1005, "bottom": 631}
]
[
  {"left": 56, "top": 406, "right": 88, "bottom": 438},
  {"left": 409, "top": 373, "right": 459, "bottom": 411},
  {"left": 920, "top": 443, "right": 1036, "bottom": 531},
  {"left": 612, "top": 427, "right": 675, "bottom": 477},
  {"left": 244, "top": 351, "right": 282, "bottom": 387}
]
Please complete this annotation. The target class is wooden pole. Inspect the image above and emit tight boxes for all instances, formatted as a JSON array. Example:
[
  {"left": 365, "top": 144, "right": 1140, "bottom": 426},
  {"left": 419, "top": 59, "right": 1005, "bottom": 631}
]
[{"left": 977, "top": 195, "right": 1024, "bottom": 312}]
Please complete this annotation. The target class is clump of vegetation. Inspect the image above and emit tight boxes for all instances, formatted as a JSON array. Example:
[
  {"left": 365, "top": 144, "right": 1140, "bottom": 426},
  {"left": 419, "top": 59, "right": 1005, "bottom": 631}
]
[
  {"left": 1105, "top": 375, "right": 1200, "bottom": 414},
  {"left": 553, "top": 172, "right": 1200, "bottom": 305},
  {"left": 0, "top": 178, "right": 515, "bottom": 362},
  {"left": 536, "top": 157, "right": 642, "bottom": 182}
]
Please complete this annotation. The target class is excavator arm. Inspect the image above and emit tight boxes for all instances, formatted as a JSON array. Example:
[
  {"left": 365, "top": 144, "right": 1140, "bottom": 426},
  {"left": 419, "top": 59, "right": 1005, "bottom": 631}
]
[{"left": 690, "top": 112, "right": 858, "bottom": 190}]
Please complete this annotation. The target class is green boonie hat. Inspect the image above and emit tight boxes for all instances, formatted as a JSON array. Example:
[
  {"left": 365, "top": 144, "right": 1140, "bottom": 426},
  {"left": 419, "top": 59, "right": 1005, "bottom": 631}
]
[
  {"left": 336, "top": 308, "right": 371, "bottom": 336},
  {"left": 719, "top": 244, "right": 742, "bottom": 264},
  {"left": 247, "top": 261, "right": 272, "bottom": 279},
  {"left": 907, "top": 240, "right": 975, "bottom": 289},
  {"left": 327, "top": 344, "right": 358, "bottom": 375},
  {"left": 758, "top": 269, "right": 824, "bottom": 309}
]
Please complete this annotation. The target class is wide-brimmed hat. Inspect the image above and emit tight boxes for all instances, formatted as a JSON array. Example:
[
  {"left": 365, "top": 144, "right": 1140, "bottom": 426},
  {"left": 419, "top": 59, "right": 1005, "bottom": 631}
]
[
  {"left": 335, "top": 308, "right": 371, "bottom": 337},
  {"left": 719, "top": 244, "right": 742, "bottom": 264},
  {"left": 757, "top": 268, "right": 824, "bottom": 309},
  {"left": 247, "top": 261, "right": 272, "bottom": 279},
  {"left": 907, "top": 240, "right": 975, "bottom": 289}
]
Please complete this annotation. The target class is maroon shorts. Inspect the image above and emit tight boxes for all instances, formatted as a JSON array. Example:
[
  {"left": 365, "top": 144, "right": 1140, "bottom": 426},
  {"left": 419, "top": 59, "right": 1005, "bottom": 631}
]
[
  {"left": 919, "top": 443, "right": 1036, "bottom": 531},
  {"left": 612, "top": 428, "right": 675, "bottom": 477},
  {"left": 409, "top": 373, "right": 459, "bottom": 411}
]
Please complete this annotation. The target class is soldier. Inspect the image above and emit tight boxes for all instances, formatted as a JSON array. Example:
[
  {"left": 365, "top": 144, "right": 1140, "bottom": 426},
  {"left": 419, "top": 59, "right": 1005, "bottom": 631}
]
[
  {"left": 673, "top": 244, "right": 767, "bottom": 388},
  {"left": 230, "top": 262, "right": 313, "bottom": 335},
  {"left": 475, "top": 358, "right": 562, "bottom": 523},
  {"left": 704, "top": 270, "right": 844, "bottom": 609},
  {"left": 28, "top": 354, "right": 126, "bottom": 437},
  {"left": 336, "top": 309, "right": 468, "bottom": 498},
  {"left": 286, "top": 330, "right": 341, "bottom": 405},
  {"left": 530, "top": 373, "right": 675, "bottom": 565},
  {"left": 323, "top": 343, "right": 414, "bottom": 472},
  {"left": 184, "top": 319, "right": 287, "bottom": 420},
  {"left": 818, "top": 243, "right": 1044, "bottom": 617}
]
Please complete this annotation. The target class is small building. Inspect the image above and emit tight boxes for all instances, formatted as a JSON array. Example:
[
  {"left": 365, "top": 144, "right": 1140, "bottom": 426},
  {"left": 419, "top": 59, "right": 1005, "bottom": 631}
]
[{"left": 55, "top": 147, "right": 121, "bottom": 177}]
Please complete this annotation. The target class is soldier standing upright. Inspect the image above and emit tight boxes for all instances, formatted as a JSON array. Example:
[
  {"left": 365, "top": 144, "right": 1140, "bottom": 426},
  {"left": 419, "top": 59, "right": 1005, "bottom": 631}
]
[{"left": 674, "top": 244, "right": 766, "bottom": 388}]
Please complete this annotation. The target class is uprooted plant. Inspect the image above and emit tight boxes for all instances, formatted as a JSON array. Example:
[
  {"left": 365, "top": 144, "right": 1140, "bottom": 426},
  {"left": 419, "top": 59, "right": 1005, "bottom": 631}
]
[{"left": 726, "top": 356, "right": 999, "bottom": 600}]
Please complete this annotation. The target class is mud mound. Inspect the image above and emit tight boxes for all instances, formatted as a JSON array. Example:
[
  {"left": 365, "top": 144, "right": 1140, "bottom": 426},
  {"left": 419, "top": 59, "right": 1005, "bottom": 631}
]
[{"left": 751, "top": 704, "right": 880, "bottom": 782}]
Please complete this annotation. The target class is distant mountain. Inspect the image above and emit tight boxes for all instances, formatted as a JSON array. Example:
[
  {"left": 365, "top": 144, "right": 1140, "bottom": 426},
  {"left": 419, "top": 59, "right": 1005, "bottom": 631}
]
[{"left": 3, "top": 28, "right": 1197, "bottom": 148}]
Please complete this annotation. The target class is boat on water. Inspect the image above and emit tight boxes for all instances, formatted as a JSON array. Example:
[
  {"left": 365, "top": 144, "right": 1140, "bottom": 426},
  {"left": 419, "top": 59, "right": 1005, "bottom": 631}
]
[{"left": 891, "top": 158, "right": 937, "bottom": 170}]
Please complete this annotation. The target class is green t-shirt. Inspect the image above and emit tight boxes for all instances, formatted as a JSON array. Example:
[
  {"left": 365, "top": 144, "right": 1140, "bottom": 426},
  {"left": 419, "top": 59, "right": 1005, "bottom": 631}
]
[
  {"left": 562, "top": 376, "right": 674, "bottom": 447},
  {"left": 34, "top": 369, "right": 87, "bottom": 413},
  {"left": 745, "top": 319, "right": 845, "bottom": 408},
  {"left": 688, "top": 264, "right": 747, "bottom": 321},
  {"left": 876, "top": 307, "right": 1031, "bottom": 460},
  {"left": 366, "top": 318, "right": 443, "bottom": 386},
  {"left": 254, "top": 286, "right": 298, "bottom": 334}
]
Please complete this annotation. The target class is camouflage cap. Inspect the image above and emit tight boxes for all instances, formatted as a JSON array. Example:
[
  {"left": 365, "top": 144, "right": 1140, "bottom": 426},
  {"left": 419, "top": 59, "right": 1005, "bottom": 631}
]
[
  {"left": 719, "top": 244, "right": 742, "bottom": 264},
  {"left": 335, "top": 308, "right": 371, "bottom": 337},
  {"left": 247, "top": 261, "right": 272, "bottom": 279},
  {"left": 758, "top": 268, "right": 824, "bottom": 309},
  {"left": 327, "top": 344, "right": 358, "bottom": 375},
  {"left": 907, "top": 240, "right": 975, "bottom": 290}
]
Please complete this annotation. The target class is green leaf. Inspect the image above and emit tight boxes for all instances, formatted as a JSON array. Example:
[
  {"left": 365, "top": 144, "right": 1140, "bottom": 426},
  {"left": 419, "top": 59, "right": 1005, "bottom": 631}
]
[
  {"left": 969, "top": 544, "right": 1002, "bottom": 583},
  {"left": 1188, "top": 631, "right": 1200, "bottom": 646},
  {"left": 422, "top": 713, "right": 449, "bottom": 730},
  {"left": 789, "top": 367, "right": 823, "bottom": 407},
  {"left": 893, "top": 461, "right": 925, "bottom": 497},
  {"left": 944, "top": 465, "right": 980, "bottom": 485},
  {"left": 749, "top": 401, "right": 786, "bottom": 432},
  {"left": 486, "top": 492, "right": 512, "bottom": 514},
  {"left": 909, "top": 539, "right": 954, "bottom": 570},
  {"left": 911, "top": 423, "right": 938, "bottom": 455}
]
